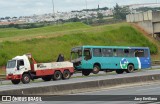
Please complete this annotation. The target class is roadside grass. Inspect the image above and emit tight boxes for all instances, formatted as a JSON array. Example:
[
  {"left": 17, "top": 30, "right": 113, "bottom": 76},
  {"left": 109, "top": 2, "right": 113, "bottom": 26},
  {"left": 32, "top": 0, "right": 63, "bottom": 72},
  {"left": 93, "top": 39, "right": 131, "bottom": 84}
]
[
  {"left": 0, "top": 22, "right": 90, "bottom": 39},
  {"left": 0, "top": 22, "right": 126, "bottom": 42},
  {"left": 0, "top": 69, "right": 5, "bottom": 75},
  {"left": 0, "top": 23, "right": 157, "bottom": 66}
]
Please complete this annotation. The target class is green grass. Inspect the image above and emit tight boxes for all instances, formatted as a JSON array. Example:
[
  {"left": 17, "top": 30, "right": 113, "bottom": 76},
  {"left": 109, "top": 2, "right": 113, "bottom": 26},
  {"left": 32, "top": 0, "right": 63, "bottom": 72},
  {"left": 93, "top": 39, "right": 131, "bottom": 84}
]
[
  {"left": 0, "top": 22, "right": 90, "bottom": 39},
  {"left": 0, "top": 22, "right": 157, "bottom": 67}
]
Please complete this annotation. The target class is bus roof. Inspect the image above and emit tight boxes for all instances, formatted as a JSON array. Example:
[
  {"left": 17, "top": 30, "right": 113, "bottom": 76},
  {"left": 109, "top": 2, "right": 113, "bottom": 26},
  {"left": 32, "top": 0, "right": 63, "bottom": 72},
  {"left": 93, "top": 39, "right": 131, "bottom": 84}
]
[{"left": 72, "top": 45, "right": 149, "bottom": 49}]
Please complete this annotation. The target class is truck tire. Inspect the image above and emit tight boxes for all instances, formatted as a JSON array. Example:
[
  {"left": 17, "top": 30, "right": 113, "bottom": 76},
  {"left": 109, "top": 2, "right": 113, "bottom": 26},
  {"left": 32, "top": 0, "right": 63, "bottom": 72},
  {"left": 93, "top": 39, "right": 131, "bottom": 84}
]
[
  {"left": 82, "top": 70, "right": 91, "bottom": 76},
  {"left": 126, "top": 64, "right": 134, "bottom": 73},
  {"left": 52, "top": 71, "right": 62, "bottom": 80},
  {"left": 62, "top": 70, "right": 71, "bottom": 80},
  {"left": 21, "top": 74, "right": 31, "bottom": 84},
  {"left": 92, "top": 65, "right": 100, "bottom": 74},
  {"left": 42, "top": 75, "right": 52, "bottom": 81},
  {"left": 116, "top": 70, "right": 124, "bottom": 74},
  {"left": 11, "top": 79, "right": 20, "bottom": 84}
]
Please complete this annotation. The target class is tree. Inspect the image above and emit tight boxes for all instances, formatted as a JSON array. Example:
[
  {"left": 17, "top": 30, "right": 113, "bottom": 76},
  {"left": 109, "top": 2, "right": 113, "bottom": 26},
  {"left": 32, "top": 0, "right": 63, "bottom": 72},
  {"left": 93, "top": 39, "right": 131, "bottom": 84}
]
[
  {"left": 113, "top": 3, "right": 130, "bottom": 20},
  {"left": 97, "top": 12, "right": 103, "bottom": 20},
  {"left": 5, "top": 16, "right": 10, "bottom": 20}
]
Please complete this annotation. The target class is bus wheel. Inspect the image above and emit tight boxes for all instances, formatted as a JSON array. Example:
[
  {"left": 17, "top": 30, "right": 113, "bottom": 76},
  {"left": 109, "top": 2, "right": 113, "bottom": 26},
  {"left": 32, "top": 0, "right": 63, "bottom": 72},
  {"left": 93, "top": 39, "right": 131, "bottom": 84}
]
[
  {"left": 52, "top": 71, "right": 62, "bottom": 80},
  {"left": 21, "top": 74, "right": 30, "bottom": 84},
  {"left": 42, "top": 75, "right": 52, "bottom": 81},
  {"left": 62, "top": 70, "right": 71, "bottom": 80},
  {"left": 92, "top": 65, "right": 100, "bottom": 74},
  {"left": 126, "top": 64, "right": 134, "bottom": 73},
  {"left": 116, "top": 70, "right": 124, "bottom": 74},
  {"left": 11, "top": 79, "right": 20, "bottom": 84},
  {"left": 82, "top": 70, "right": 91, "bottom": 76}
]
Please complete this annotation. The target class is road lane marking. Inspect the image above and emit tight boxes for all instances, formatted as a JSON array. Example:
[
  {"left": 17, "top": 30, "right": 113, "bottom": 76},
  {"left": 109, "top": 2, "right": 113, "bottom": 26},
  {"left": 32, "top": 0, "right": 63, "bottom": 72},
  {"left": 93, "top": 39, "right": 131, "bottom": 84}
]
[{"left": 136, "top": 87, "right": 160, "bottom": 91}]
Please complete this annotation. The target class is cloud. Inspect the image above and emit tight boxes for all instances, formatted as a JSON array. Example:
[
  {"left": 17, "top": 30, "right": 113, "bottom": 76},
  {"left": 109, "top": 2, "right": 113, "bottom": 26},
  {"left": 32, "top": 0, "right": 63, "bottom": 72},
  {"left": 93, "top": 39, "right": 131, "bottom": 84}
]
[{"left": 0, "top": 0, "right": 155, "bottom": 17}]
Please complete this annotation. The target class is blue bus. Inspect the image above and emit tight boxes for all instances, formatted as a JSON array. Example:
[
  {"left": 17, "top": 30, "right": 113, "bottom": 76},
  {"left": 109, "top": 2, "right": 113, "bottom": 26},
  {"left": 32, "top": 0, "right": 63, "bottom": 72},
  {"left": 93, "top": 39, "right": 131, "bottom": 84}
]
[{"left": 71, "top": 46, "right": 151, "bottom": 76}]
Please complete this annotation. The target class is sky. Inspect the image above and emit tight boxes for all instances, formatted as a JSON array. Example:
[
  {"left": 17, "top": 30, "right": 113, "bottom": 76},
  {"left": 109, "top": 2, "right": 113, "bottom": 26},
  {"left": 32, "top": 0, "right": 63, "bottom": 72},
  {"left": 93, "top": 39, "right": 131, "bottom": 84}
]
[{"left": 0, "top": 0, "right": 158, "bottom": 17}]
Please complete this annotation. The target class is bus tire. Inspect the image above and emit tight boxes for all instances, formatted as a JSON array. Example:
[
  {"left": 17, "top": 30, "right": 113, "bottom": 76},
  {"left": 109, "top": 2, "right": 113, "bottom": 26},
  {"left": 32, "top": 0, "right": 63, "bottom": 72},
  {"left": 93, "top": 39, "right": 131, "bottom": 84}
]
[
  {"left": 93, "top": 65, "right": 100, "bottom": 74},
  {"left": 52, "top": 71, "right": 62, "bottom": 80},
  {"left": 11, "top": 79, "right": 20, "bottom": 84},
  {"left": 126, "top": 64, "right": 134, "bottom": 73},
  {"left": 62, "top": 70, "right": 71, "bottom": 80},
  {"left": 82, "top": 70, "right": 91, "bottom": 76},
  {"left": 42, "top": 75, "right": 52, "bottom": 81},
  {"left": 21, "top": 74, "right": 30, "bottom": 84},
  {"left": 116, "top": 70, "right": 124, "bottom": 74}
]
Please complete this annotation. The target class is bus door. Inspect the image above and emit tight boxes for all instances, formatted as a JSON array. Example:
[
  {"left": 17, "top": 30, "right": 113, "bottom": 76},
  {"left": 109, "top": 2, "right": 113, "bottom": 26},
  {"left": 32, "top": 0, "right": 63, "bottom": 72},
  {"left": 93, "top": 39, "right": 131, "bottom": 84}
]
[{"left": 82, "top": 48, "right": 92, "bottom": 69}]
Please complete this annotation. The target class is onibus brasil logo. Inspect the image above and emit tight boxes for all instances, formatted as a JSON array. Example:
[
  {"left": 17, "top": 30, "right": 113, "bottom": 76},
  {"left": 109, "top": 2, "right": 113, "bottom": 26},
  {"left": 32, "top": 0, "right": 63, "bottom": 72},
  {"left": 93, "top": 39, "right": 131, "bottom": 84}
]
[{"left": 120, "top": 58, "right": 129, "bottom": 69}]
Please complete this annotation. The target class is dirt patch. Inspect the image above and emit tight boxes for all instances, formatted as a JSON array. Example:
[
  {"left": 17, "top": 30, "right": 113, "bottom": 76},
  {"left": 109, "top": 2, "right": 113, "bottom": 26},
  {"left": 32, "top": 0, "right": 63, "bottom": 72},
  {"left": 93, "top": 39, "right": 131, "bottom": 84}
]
[{"left": 130, "top": 23, "right": 160, "bottom": 60}]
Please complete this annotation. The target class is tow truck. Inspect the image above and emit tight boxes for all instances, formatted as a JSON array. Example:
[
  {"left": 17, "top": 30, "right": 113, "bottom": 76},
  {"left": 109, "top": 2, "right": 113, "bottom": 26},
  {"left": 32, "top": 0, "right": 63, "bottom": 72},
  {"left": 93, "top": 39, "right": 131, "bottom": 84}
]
[{"left": 6, "top": 54, "right": 74, "bottom": 84}]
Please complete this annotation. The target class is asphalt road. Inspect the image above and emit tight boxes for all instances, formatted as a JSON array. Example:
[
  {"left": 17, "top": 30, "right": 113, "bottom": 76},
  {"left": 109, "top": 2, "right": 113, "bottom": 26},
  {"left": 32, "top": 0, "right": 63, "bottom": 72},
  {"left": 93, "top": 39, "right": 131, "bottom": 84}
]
[
  {"left": 0, "top": 69, "right": 160, "bottom": 92},
  {"left": 1, "top": 81, "right": 160, "bottom": 104},
  {"left": 1, "top": 65, "right": 160, "bottom": 86}
]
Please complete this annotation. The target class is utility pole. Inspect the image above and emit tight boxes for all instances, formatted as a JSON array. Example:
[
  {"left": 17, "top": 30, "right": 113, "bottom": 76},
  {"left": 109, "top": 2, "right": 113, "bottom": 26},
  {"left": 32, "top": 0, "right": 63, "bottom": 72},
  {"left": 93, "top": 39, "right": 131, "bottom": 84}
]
[
  {"left": 52, "top": 0, "right": 55, "bottom": 22},
  {"left": 85, "top": 0, "right": 89, "bottom": 25}
]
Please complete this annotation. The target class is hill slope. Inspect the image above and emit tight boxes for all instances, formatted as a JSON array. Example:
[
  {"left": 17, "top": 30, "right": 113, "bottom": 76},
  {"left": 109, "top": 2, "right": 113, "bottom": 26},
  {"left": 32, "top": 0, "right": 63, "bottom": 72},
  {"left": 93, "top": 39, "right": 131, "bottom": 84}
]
[{"left": 0, "top": 22, "right": 158, "bottom": 66}]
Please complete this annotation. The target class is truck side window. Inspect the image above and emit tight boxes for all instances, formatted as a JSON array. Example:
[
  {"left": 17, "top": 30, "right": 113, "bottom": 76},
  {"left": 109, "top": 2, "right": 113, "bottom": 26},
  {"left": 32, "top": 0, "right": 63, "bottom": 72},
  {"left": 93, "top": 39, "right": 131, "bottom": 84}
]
[{"left": 18, "top": 60, "right": 24, "bottom": 66}]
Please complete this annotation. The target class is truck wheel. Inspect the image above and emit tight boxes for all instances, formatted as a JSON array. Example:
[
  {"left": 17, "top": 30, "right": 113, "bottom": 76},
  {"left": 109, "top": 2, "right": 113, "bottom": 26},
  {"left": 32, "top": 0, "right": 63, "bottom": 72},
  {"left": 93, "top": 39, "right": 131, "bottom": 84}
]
[
  {"left": 126, "top": 64, "right": 134, "bottom": 73},
  {"left": 82, "top": 70, "right": 91, "bottom": 76},
  {"left": 11, "top": 79, "right": 20, "bottom": 84},
  {"left": 52, "top": 71, "right": 62, "bottom": 80},
  {"left": 116, "top": 70, "right": 124, "bottom": 74},
  {"left": 21, "top": 74, "right": 30, "bottom": 84},
  {"left": 92, "top": 65, "right": 100, "bottom": 74},
  {"left": 62, "top": 70, "right": 71, "bottom": 80},
  {"left": 42, "top": 75, "right": 52, "bottom": 81}
]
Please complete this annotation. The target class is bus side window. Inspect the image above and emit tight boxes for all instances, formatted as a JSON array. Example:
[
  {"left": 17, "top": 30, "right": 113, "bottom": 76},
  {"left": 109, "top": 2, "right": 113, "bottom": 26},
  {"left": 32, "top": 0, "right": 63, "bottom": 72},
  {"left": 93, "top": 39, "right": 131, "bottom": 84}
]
[
  {"left": 117, "top": 49, "right": 123, "bottom": 57},
  {"left": 113, "top": 49, "right": 117, "bottom": 56},
  {"left": 84, "top": 48, "right": 92, "bottom": 60},
  {"left": 93, "top": 48, "right": 102, "bottom": 57},
  {"left": 102, "top": 48, "right": 112, "bottom": 57},
  {"left": 135, "top": 50, "right": 145, "bottom": 57},
  {"left": 124, "top": 49, "right": 129, "bottom": 57}
]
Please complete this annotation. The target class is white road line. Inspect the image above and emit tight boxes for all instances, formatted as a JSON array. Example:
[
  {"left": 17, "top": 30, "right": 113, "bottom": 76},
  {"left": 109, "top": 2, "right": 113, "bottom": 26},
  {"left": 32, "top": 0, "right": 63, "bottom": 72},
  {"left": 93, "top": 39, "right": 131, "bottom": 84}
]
[
  {"left": 143, "top": 102, "right": 160, "bottom": 104},
  {"left": 136, "top": 87, "right": 160, "bottom": 91}
]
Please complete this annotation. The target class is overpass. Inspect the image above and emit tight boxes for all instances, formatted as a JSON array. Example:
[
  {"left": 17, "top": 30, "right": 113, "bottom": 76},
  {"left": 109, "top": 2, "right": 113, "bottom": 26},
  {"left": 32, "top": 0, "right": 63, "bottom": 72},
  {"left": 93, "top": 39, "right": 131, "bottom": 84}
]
[{"left": 126, "top": 11, "right": 160, "bottom": 39}]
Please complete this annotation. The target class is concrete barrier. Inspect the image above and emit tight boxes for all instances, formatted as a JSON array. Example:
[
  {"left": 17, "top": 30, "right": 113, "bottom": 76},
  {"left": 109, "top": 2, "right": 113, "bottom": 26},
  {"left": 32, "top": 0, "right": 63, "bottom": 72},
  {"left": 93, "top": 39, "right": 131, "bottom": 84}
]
[{"left": 0, "top": 74, "right": 160, "bottom": 95}]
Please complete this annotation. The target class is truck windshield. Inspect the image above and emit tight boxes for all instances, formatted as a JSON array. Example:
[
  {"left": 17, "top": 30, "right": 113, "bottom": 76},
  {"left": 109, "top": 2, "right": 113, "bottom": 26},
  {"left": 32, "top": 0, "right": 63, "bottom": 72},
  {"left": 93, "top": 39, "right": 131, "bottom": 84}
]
[
  {"left": 71, "top": 49, "right": 82, "bottom": 62},
  {"left": 7, "top": 60, "right": 16, "bottom": 68}
]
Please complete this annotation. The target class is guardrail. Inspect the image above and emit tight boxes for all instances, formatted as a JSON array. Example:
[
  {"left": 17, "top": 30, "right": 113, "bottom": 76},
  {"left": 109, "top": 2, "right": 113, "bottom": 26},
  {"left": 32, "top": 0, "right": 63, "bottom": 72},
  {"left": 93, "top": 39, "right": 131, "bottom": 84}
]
[
  {"left": 0, "top": 75, "right": 5, "bottom": 85},
  {"left": 152, "top": 60, "right": 160, "bottom": 66}
]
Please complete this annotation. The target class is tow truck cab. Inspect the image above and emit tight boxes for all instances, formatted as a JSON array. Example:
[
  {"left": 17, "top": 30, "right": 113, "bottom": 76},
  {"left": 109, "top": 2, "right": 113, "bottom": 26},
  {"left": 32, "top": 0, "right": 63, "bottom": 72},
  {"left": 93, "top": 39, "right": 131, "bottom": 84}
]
[{"left": 6, "top": 55, "right": 31, "bottom": 80}]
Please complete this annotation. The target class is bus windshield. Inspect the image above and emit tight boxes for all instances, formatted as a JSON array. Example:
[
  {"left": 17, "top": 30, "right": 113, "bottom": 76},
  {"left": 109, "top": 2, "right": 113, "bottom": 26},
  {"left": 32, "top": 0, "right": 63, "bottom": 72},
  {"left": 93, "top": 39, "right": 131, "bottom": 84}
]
[
  {"left": 7, "top": 60, "right": 16, "bottom": 68},
  {"left": 71, "top": 48, "right": 82, "bottom": 63}
]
